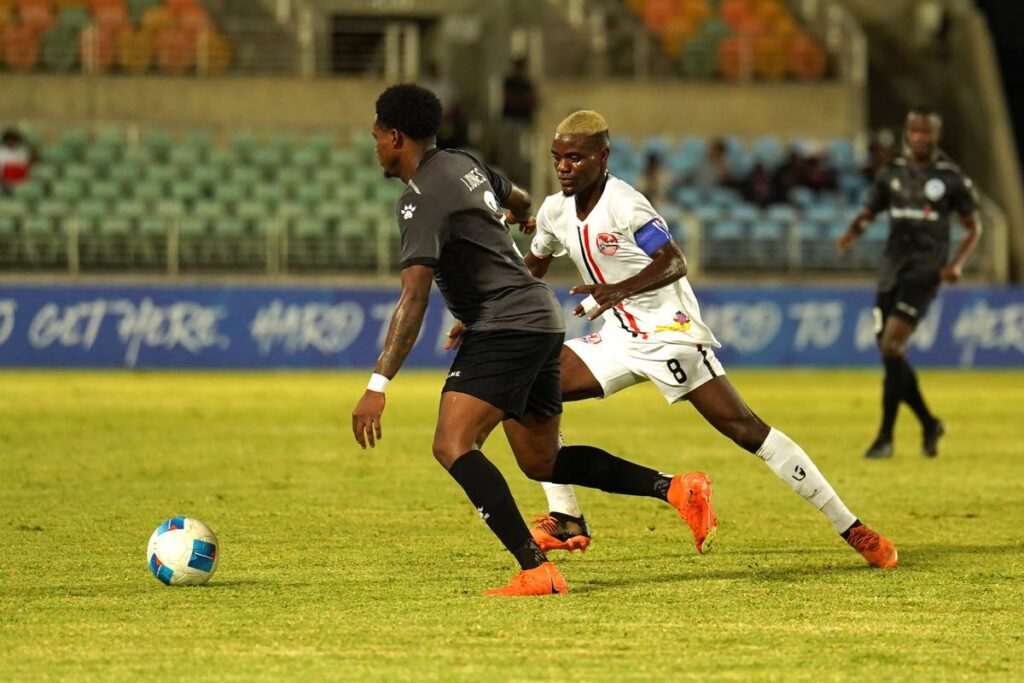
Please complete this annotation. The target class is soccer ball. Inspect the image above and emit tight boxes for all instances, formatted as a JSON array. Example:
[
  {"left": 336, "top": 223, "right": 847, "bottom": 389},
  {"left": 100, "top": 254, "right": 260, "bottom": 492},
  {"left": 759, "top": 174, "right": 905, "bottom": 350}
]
[{"left": 147, "top": 516, "right": 219, "bottom": 586}]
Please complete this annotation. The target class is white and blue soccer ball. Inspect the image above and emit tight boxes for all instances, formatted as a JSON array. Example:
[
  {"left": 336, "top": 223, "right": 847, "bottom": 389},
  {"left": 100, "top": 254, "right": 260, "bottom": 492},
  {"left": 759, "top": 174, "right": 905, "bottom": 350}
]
[{"left": 147, "top": 517, "right": 219, "bottom": 586}]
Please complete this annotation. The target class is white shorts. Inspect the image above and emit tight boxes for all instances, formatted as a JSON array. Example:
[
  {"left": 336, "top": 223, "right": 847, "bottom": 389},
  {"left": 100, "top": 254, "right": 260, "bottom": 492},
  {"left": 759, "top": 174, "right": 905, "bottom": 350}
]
[{"left": 564, "top": 332, "right": 726, "bottom": 404}]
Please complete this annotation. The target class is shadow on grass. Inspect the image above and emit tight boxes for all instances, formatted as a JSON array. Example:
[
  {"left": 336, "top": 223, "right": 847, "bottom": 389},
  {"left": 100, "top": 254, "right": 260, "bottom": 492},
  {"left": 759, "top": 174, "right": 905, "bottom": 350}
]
[{"left": 572, "top": 563, "right": 868, "bottom": 594}]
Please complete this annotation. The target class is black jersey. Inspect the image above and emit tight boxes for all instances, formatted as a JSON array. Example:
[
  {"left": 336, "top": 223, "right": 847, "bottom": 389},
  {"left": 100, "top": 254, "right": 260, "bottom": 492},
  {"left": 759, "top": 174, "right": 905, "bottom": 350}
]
[
  {"left": 396, "top": 148, "right": 564, "bottom": 333},
  {"left": 865, "top": 153, "right": 977, "bottom": 290}
]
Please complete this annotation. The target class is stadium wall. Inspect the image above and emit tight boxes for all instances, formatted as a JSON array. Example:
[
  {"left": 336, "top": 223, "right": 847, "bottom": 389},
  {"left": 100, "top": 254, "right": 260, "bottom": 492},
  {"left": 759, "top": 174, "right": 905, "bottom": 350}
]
[{"left": 0, "top": 283, "right": 1020, "bottom": 369}]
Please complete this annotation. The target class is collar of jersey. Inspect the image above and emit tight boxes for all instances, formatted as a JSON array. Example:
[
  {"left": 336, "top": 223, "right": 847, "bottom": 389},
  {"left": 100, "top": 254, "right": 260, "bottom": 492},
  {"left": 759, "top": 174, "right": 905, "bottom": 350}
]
[{"left": 574, "top": 174, "right": 612, "bottom": 225}]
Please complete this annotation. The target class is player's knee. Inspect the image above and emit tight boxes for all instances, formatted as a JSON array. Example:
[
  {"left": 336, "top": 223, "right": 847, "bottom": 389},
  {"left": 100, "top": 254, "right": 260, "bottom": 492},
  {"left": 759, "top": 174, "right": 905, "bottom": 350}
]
[
  {"left": 431, "top": 439, "right": 464, "bottom": 469},
  {"left": 516, "top": 456, "right": 555, "bottom": 482},
  {"left": 879, "top": 337, "right": 905, "bottom": 360}
]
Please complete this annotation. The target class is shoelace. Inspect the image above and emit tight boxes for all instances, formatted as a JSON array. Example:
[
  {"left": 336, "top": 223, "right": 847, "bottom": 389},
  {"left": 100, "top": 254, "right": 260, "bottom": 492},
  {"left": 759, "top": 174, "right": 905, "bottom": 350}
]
[
  {"left": 531, "top": 515, "right": 563, "bottom": 536},
  {"left": 846, "top": 526, "right": 880, "bottom": 553}
]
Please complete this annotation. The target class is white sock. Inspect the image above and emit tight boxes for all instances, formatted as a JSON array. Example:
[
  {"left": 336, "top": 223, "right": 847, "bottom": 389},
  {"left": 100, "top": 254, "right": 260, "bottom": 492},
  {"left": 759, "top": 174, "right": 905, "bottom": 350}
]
[
  {"left": 543, "top": 431, "right": 583, "bottom": 517},
  {"left": 542, "top": 481, "right": 582, "bottom": 518},
  {"left": 756, "top": 428, "right": 857, "bottom": 534}
]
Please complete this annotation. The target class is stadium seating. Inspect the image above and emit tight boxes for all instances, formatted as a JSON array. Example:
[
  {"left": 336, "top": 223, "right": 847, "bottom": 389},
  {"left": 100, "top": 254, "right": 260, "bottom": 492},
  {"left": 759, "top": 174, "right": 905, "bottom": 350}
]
[
  {"left": 0, "top": 0, "right": 230, "bottom": 74},
  {"left": 625, "top": 0, "right": 828, "bottom": 80}
]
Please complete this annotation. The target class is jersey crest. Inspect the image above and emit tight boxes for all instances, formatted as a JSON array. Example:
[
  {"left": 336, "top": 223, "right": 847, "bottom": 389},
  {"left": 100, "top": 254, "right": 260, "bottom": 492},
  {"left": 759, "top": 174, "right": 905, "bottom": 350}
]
[
  {"left": 924, "top": 178, "right": 946, "bottom": 201},
  {"left": 596, "top": 232, "right": 619, "bottom": 256}
]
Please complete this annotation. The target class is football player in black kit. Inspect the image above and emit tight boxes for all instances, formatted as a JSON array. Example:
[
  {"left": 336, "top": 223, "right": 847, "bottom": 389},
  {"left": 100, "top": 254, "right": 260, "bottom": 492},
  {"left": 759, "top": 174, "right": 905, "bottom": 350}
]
[{"left": 838, "top": 107, "right": 981, "bottom": 459}]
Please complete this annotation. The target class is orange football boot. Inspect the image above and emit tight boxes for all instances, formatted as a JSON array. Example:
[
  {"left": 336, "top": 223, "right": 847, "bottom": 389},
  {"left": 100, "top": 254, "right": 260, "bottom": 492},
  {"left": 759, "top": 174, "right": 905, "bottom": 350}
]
[
  {"left": 667, "top": 472, "right": 719, "bottom": 554},
  {"left": 844, "top": 524, "right": 899, "bottom": 568},
  {"left": 530, "top": 514, "right": 591, "bottom": 553},
  {"left": 483, "top": 562, "right": 569, "bottom": 597}
]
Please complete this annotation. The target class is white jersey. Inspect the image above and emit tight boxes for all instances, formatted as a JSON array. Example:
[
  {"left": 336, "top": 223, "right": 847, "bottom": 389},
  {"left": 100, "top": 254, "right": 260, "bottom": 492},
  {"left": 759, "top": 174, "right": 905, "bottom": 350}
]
[{"left": 531, "top": 175, "right": 719, "bottom": 347}]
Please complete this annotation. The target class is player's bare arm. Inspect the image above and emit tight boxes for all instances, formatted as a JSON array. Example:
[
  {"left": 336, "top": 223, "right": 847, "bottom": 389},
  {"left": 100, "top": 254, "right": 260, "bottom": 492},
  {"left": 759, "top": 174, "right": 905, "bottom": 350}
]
[
  {"left": 837, "top": 208, "right": 876, "bottom": 254},
  {"left": 503, "top": 184, "right": 536, "bottom": 234},
  {"left": 940, "top": 212, "right": 982, "bottom": 283},
  {"left": 352, "top": 264, "right": 433, "bottom": 448},
  {"left": 570, "top": 242, "right": 688, "bottom": 319}
]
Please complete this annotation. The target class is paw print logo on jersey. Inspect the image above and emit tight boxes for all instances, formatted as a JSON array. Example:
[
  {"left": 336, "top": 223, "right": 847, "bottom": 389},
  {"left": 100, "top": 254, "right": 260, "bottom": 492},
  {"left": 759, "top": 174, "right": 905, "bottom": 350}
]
[
  {"left": 596, "top": 232, "right": 619, "bottom": 256},
  {"left": 401, "top": 204, "right": 417, "bottom": 220}
]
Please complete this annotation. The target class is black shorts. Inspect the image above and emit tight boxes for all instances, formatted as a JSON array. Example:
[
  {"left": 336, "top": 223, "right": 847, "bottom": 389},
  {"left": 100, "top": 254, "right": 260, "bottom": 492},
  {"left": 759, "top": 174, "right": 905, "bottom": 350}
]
[
  {"left": 443, "top": 329, "right": 564, "bottom": 422},
  {"left": 876, "top": 281, "right": 939, "bottom": 329}
]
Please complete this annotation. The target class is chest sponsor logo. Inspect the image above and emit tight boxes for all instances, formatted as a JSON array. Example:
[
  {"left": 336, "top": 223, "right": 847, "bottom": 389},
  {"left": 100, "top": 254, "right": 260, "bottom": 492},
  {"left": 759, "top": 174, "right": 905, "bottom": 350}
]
[
  {"left": 401, "top": 204, "right": 416, "bottom": 220},
  {"left": 889, "top": 207, "right": 939, "bottom": 221},
  {"left": 925, "top": 178, "right": 946, "bottom": 201},
  {"left": 655, "top": 310, "right": 692, "bottom": 333},
  {"left": 580, "top": 332, "right": 602, "bottom": 344},
  {"left": 596, "top": 232, "right": 619, "bottom": 256}
]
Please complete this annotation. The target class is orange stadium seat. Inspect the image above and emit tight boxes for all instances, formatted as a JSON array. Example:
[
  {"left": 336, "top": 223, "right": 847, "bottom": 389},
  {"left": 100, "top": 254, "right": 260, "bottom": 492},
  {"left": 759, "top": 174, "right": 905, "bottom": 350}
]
[
  {"left": 155, "top": 26, "right": 194, "bottom": 73},
  {"left": 659, "top": 15, "right": 698, "bottom": 58},
  {"left": 719, "top": 0, "right": 750, "bottom": 29},
  {"left": 716, "top": 35, "right": 747, "bottom": 81},
  {"left": 643, "top": 0, "right": 682, "bottom": 32},
  {"left": 680, "top": 0, "right": 710, "bottom": 24},
  {"left": 752, "top": 33, "right": 787, "bottom": 79},
  {"left": 117, "top": 26, "right": 152, "bottom": 72},
  {"left": 790, "top": 34, "right": 826, "bottom": 79},
  {"left": 18, "top": 0, "right": 54, "bottom": 33},
  {"left": 140, "top": 5, "right": 173, "bottom": 34},
  {"left": 177, "top": 4, "right": 209, "bottom": 34},
  {"left": 754, "top": 0, "right": 785, "bottom": 26},
  {"left": 165, "top": 0, "right": 196, "bottom": 14},
  {"left": 626, "top": 0, "right": 644, "bottom": 16},
  {"left": 55, "top": 0, "right": 90, "bottom": 8},
  {"left": 93, "top": 0, "right": 129, "bottom": 32},
  {"left": 3, "top": 23, "right": 40, "bottom": 69},
  {"left": 194, "top": 28, "right": 229, "bottom": 75}
]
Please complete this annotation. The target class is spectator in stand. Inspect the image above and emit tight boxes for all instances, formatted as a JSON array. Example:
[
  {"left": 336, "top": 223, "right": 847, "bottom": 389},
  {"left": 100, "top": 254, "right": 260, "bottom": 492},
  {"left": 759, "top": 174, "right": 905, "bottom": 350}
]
[
  {"left": 639, "top": 151, "right": 671, "bottom": 206},
  {"left": 773, "top": 148, "right": 807, "bottom": 200},
  {"left": 738, "top": 161, "right": 776, "bottom": 207},
  {"left": 499, "top": 58, "right": 538, "bottom": 180},
  {"left": 674, "top": 138, "right": 732, "bottom": 195},
  {"left": 0, "top": 128, "right": 35, "bottom": 195},
  {"left": 803, "top": 149, "right": 838, "bottom": 194},
  {"left": 419, "top": 60, "right": 469, "bottom": 149}
]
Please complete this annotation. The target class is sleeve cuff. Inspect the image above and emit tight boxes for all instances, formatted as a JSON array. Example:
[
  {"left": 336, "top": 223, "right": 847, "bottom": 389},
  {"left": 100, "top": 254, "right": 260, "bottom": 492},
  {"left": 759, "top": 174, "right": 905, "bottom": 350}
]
[{"left": 400, "top": 257, "right": 438, "bottom": 269}]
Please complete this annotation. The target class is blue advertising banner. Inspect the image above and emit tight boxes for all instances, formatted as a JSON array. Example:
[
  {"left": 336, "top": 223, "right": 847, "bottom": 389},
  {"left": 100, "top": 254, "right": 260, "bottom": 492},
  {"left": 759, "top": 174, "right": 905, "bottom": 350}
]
[{"left": 0, "top": 283, "right": 1021, "bottom": 368}]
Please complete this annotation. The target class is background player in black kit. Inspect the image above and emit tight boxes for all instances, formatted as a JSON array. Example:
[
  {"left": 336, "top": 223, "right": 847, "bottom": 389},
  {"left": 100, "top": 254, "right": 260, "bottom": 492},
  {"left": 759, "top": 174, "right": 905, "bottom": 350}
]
[
  {"left": 350, "top": 84, "right": 717, "bottom": 596},
  {"left": 838, "top": 107, "right": 982, "bottom": 459}
]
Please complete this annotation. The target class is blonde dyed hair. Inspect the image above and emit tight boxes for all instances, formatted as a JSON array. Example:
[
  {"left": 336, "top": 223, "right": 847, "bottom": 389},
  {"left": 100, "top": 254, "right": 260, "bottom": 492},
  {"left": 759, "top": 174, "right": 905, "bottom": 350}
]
[{"left": 556, "top": 110, "right": 609, "bottom": 137}]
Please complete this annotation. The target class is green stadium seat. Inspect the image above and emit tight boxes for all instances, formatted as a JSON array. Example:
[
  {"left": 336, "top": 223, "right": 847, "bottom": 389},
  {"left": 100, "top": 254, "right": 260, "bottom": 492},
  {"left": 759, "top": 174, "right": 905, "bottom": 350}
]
[
  {"left": 122, "top": 146, "right": 155, "bottom": 165},
  {"left": 170, "top": 181, "right": 202, "bottom": 203},
  {"left": 84, "top": 145, "right": 120, "bottom": 169},
  {"left": 137, "top": 215, "right": 170, "bottom": 266},
  {"left": 182, "top": 130, "right": 212, "bottom": 151},
  {"left": 212, "top": 216, "right": 247, "bottom": 235},
  {"left": 75, "top": 199, "right": 108, "bottom": 221},
  {"left": 272, "top": 167, "right": 305, "bottom": 191},
  {"left": 37, "top": 199, "right": 70, "bottom": 219},
  {"left": 236, "top": 200, "right": 268, "bottom": 223},
  {"left": 213, "top": 183, "right": 244, "bottom": 204},
  {"left": 315, "top": 167, "right": 343, "bottom": 187},
  {"left": 115, "top": 199, "right": 147, "bottom": 220},
  {"left": 155, "top": 200, "right": 186, "bottom": 218},
  {"left": 98, "top": 216, "right": 132, "bottom": 235},
  {"left": 291, "top": 148, "right": 321, "bottom": 168},
  {"left": 59, "top": 129, "right": 89, "bottom": 154},
  {"left": 169, "top": 146, "right": 203, "bottom": 167},
  {"left": 13, "top": 182, "right": 44, "bottom": 205},
  {"left": 21, "top": 216, "right": 63, "bottom": 265},
  {"left": 291, "top": 215, "right": 328, "bottom": 237},
  {"left": 328, "top": 148, "right": 358, "bottom": 169},
  {"left": 22, "top": 215, "right": 56, "bottom": 234},
  {"left": 96, "top": 129, "right": 125, "bottom": 148},
  {"left": 62, "top": 163, "right": 94, "bottom": 184},
  {"left": 178, "top": 216, "right": 210, "bottom": 235},
  {"left": 147, "top": 166, "right": 176, "bottom": 184},
  {"left": 41, "top": 27, "right": 79, "bottom": 72},
  {"left": 89, "top": 180, "right": 121, "bottom": 202},
  {"left": 230, "top": 166, "right": 261, "bottom": 186},
  {"left": 109, "top": 162, "right": 146, "bottom": 186},
  {"left": 29, "top": 163, "right": 58, "bottom": 185},
  {"left": 143, "top": 129, "right": 173, "bottom": 161},
  {"left": 40, "top": 145, "right": 73, "bottom": 165},
  {"left": 51, "top": 179, "right": 85, "bottom": 203},
  {"left": 252, "top": 183, "right": 285, "bottom": 204},
  {"left": 191, "top": 166, "right": 222, "bottom": 189},
  {"left": 251, "top": 147, "right": 283, "bottom": 169},
  {"left": 230, "top": 132, "right": 257, "bottom": 160},
  {"left": 193, "top": 200, "right": 224, "bottom": 220},
  {"left": 295, "top": 183, "right": 325, "bottom": 204},
  {"left": 207, "top": 148, "right": 236, "bottom": 170},
  {"left": 0, "top": 199, "right": 27, "bottom": 217},
  {"left": 139, "top": 215, "right": 169, "bottom": 235},
  {"left": 274, "top": 201, "right": 308, "bottom": 220},
  {"left": 133, "top": 180, "right": 165, "bottom": 203},
  {"left": 316, "top": 203, "right": 345, "bottom": 221},
  {"left": 306, "top": 133, "right": 334, "bottom": 155}
]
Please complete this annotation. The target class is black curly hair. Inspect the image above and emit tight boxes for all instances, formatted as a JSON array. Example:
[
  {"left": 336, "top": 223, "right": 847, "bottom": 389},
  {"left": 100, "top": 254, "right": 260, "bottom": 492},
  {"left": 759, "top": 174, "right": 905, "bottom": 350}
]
[{"left": 375, "top": 84, "right": 442, "bottom": 141}]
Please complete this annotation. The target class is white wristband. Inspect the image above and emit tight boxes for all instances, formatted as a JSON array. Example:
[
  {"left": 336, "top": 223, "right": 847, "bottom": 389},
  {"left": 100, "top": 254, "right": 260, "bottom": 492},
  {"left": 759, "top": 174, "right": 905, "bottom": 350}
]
[
  {"left": 580, "top": 295, "right": 600, "bottom": 315},
  {"left": 367, "top": 373, "right": 390, "bottom": 393}
]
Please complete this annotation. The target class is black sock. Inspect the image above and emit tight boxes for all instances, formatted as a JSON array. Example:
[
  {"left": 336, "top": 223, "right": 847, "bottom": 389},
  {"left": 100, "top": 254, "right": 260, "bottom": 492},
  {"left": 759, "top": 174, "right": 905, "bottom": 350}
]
[
  {"left": 551, "top": 445, "right": 673, "bottom": 500},
  {"left": 447, "top": 450, "right": 545, "bottom": 569},
  {"left": 899, "top": 358, "right": 934, "bottom": 426},
  {"left": 840, "top": 518, "right": 863, "bottom": 539},
  {"left": 880, "top": 357, "right": 905, "bottom": 440}
]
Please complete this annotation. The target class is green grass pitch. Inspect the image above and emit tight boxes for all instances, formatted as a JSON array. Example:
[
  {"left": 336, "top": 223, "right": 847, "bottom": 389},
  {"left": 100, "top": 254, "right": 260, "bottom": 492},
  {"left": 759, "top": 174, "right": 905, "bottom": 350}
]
[{"left": 2, "top": 369, "right": 1023, "bottom": 681}]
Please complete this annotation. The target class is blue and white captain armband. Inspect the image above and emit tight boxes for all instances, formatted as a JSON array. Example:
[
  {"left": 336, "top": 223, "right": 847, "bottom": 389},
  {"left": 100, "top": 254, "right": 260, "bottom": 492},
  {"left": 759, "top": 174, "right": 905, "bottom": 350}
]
[{"left": 367, "top": 373, "right": 390, "bottom": 393}]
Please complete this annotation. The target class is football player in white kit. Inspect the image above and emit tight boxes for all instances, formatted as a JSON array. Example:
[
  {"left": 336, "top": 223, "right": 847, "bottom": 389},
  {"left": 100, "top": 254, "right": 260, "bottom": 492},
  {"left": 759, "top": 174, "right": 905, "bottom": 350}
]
[{"left": 449, "top": 110, "right": 899, "bottom": 568}]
